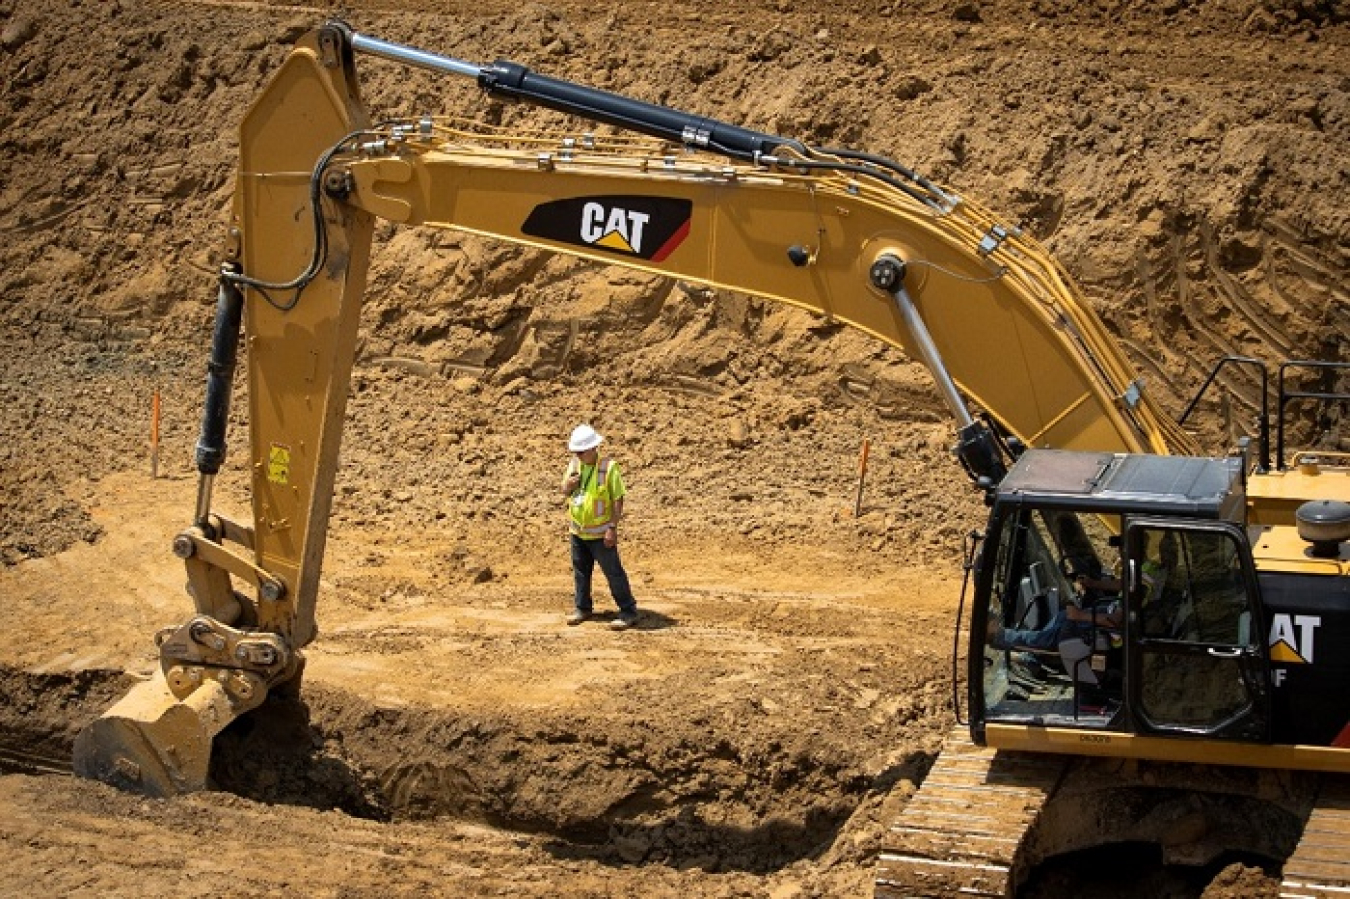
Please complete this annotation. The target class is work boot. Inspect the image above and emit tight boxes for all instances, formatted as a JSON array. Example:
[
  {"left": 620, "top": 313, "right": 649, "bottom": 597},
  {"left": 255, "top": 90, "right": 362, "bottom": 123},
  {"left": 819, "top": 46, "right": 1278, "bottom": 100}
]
[
  {"left": 609, "top": 611, "right": 639, "bottom": 631},
  {"left": 566, "top": 609, "right": 591, "bottom": 626}
]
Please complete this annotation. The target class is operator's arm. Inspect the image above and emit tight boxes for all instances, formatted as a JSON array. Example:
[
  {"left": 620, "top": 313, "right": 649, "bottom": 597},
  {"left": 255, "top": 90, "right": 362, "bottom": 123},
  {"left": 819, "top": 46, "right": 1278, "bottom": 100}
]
[
  {"left": 1066, "top": 603, "right": 1122, "bottom": 628},
  {"left": 1078, "top": 572, "right": 1121, "bottom": 594}
]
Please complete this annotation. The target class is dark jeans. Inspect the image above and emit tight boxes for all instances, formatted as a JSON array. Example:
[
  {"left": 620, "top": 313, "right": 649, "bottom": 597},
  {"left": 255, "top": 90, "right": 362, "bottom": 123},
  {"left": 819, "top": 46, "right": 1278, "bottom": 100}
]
[
  {"left": 994, "top": 610, "right": 1073, "bottom": 651},
  {"left": 571, "top": 534, "right": 636, "bottom": 614}
]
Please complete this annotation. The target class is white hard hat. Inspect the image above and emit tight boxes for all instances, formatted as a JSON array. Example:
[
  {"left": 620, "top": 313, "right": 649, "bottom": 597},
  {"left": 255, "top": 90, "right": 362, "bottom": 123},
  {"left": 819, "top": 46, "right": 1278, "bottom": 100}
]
[{"left": 568, "top": 423, "right": 603, "bottom": 452}]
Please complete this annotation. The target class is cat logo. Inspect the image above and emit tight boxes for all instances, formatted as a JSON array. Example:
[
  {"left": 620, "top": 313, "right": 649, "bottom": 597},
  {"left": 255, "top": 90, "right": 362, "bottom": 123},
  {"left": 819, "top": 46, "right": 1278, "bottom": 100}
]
[
  {"left": 1269, "top": 613, "right": 1320, "bottom": 664},
  {"left": 521, "top": 196, "right": 692, "bottom": 262},
  {"left": 581, "top": 203, "right": 650, "bottom": 254},
  {"left": 1269, "top": 613, "right": 1320, "bottom": 687}
]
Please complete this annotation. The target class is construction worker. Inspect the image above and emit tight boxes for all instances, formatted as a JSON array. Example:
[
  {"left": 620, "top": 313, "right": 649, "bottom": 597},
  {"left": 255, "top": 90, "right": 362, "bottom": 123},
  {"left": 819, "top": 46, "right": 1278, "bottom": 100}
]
[{"left": 562, "top": 423, "right": 639, "bottom": 630}]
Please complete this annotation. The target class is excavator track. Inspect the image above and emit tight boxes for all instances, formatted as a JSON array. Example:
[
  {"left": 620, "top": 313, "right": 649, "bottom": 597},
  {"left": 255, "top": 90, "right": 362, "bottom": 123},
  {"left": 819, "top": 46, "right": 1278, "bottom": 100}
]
[
  {"left": 874, "top": 727, "right": 1067, "bottom": 898},
  {"left": 1281, "top": 776, "right": 1350, "bottom": 899}
]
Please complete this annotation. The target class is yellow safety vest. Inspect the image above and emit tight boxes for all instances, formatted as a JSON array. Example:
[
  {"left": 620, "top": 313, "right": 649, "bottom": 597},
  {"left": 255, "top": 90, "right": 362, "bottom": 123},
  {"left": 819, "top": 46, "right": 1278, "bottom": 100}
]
[{"left": 565, "top": 458, "right": 623, "bottom": 538}]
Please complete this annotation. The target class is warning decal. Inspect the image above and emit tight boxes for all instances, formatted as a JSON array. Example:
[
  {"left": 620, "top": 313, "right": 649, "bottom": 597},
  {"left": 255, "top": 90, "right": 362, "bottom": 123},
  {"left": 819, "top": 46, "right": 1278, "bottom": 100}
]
[{"left": 267, "top": 444, "right": 291, "bottom": 486}]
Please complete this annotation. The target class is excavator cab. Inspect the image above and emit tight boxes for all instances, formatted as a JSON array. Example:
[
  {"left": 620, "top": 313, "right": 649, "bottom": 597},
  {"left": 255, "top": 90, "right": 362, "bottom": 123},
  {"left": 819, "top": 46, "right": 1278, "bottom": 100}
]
[
  {"left": 971, "top": 448, "right": 1274, "bottom": 744},
  {"left": 885, "top": 447, "right": 1347, "bottom": 897}
]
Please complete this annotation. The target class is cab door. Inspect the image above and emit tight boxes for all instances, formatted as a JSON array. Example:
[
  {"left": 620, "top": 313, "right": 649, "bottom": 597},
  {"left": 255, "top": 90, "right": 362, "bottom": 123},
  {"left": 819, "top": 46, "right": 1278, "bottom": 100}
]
[{"left": 1124, "top": 519, "right": 1271, "bottom": 741}]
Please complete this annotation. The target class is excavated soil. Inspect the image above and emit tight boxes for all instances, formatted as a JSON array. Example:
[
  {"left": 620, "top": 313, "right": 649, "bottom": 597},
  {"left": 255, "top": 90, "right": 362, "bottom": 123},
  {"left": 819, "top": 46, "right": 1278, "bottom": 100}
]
[{"left": 0, "top": 0, "right": 1346, "bottom": 896}]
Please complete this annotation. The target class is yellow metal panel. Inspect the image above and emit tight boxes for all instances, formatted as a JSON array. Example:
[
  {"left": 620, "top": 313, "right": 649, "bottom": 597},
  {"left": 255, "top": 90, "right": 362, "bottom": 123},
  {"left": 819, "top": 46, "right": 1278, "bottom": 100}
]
[
  {"left": 984, "top": 723, "right": 1350, "bottom": 774},
  {"left": 1252, "top": 523, "right": 1350, "bottom": 576}
]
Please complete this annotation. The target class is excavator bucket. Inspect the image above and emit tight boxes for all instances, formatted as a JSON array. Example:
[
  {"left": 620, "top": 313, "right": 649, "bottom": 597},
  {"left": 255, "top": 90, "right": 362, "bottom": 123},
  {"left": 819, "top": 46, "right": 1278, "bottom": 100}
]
[{"left": 73, "top": 670, "right": 244, "bottom": 797}]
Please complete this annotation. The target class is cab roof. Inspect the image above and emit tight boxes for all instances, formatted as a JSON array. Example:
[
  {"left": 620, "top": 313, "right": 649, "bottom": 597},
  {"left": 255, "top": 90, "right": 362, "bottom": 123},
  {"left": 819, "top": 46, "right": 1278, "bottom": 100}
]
[{"left": 995, "top": 449, "right": 1246, "bottom": 521}]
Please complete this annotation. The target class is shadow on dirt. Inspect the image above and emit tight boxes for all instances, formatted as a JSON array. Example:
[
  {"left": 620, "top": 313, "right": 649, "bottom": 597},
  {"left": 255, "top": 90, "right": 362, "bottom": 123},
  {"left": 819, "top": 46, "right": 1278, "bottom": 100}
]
[
  {"left": 540, "top": 801, "right": 851, "bottom": 871},
  {"left": 210, "top": 690, "right": 391, "bottom": 821},
  {"left": 1021, "top": 843, "right": 1282, "bottom": 899}
]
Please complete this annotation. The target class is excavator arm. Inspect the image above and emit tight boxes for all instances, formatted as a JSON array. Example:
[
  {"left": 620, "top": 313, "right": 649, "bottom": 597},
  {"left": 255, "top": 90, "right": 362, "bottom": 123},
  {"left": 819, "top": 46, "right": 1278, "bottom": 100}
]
[{"left": 74, "top": 22, "right": 1194, "bottom": 796}]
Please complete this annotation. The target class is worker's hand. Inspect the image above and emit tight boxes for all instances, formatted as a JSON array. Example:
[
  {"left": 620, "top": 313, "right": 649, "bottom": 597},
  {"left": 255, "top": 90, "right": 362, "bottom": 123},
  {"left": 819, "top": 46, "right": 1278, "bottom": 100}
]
[
  {"left": 564, "top": 472, "right": 581, "bottom": 494},
  {"left": 603, "top": 527, "right": 617, "bottom": 548}
]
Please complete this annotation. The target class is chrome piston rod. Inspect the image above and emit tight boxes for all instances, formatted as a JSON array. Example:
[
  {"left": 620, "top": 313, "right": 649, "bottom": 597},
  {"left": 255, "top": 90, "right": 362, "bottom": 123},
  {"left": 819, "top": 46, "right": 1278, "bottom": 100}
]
[
  {"left": 870, "top": 254, "right": 1007, "bottom": 482},
  {"left": 349, "top": 30, "right": 480, "bottom": 78}
]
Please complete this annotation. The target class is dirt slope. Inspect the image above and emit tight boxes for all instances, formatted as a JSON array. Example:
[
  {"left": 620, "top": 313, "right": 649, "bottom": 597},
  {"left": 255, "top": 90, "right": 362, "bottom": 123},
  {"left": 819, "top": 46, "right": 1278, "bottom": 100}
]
[{"left": 0, "top": 0, "right": 1346, "bottom": 896}]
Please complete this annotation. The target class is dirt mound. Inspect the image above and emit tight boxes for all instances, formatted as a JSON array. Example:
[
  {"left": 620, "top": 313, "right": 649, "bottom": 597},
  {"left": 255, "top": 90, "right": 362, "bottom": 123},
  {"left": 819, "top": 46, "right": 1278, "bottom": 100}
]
[{"left": 1, "top": 0, "right": 1347, "bottom": 896}]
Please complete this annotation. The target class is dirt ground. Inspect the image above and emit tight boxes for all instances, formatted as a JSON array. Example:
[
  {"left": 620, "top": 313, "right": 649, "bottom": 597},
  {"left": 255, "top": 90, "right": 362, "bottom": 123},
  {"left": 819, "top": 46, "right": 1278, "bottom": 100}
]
[{"left": 0, "top": 0, "right": 1346, "bottom": 896}]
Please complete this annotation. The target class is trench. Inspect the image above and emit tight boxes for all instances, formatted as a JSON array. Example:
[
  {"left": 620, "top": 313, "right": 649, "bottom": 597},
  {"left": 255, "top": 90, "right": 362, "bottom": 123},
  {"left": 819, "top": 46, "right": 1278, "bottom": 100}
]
[
  {"left": 0, "top": 667, "right": 1290, "bottom": 895},
  {"left": 0, "top": 666, "right": 891, "bottom": 873}
]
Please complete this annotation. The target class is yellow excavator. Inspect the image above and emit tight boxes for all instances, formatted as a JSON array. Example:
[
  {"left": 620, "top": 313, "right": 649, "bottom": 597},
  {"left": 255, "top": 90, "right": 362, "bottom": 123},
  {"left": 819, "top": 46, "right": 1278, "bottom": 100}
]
[{"left": 72, "top": 22, "right": 1349, "bottom": 897}]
